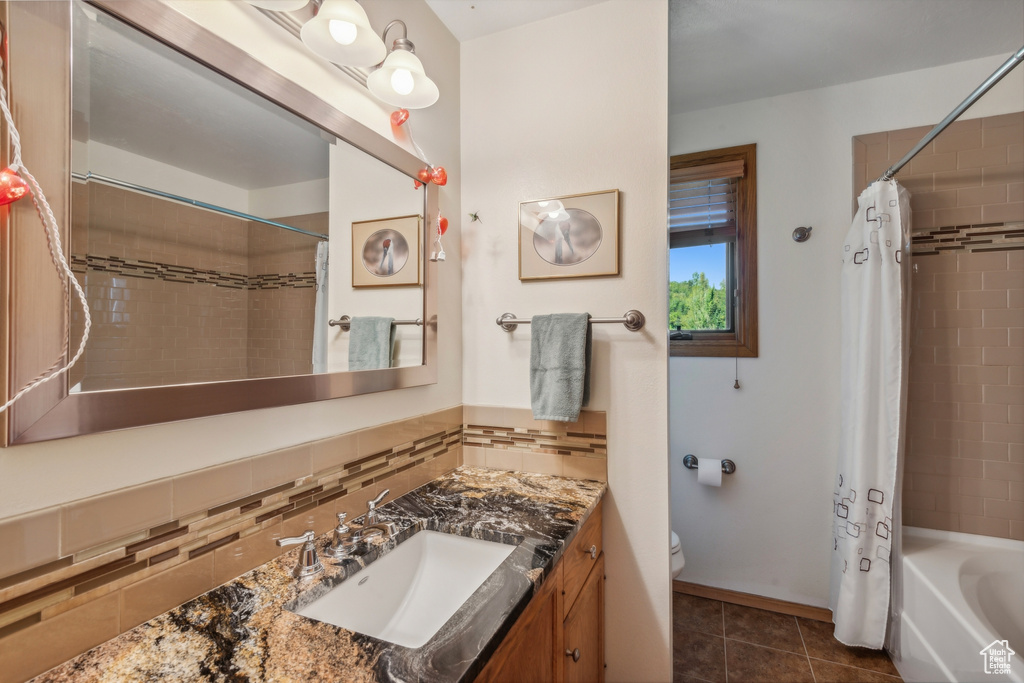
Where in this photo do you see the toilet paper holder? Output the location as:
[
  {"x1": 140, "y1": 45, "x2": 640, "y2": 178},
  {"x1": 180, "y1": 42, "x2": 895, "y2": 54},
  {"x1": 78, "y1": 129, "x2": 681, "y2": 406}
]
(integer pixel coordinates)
[{"x1": 682, "y1": 454, "x2": 736, "y2": 475}]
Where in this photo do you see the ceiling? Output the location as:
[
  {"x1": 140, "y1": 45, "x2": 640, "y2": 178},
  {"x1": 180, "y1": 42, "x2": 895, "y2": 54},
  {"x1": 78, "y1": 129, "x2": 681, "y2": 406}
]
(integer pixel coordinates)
[{"x1": 424, "y1": 0, "x2": 1024, "y2": 115}]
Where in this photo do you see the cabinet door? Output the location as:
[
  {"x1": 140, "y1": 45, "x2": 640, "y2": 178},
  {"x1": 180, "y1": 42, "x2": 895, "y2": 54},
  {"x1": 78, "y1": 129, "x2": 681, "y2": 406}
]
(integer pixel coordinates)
[
  {"x1": 475, "y1": 565, "x2": 562, "y2": 683},
  {"x1": 562, "y1": 553, "x2": 604, "y2": 683}
]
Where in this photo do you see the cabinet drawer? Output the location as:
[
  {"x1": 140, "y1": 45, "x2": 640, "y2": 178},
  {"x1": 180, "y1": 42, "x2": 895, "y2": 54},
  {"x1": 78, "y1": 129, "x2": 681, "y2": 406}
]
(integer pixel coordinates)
[{"x1": 562, "y1": 500, "x2": 602, "y2": 617}]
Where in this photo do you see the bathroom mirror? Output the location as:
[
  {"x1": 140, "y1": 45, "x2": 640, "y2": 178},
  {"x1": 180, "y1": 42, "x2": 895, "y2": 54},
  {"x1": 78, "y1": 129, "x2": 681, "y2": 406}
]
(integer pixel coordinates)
[{"x1": 1, "y1": 1, "x2": 437, "y2": 443}]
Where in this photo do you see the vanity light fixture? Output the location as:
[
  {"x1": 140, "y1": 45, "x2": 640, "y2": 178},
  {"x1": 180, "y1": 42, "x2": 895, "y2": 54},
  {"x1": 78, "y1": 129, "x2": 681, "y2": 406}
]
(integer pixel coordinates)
[
  {"x1": 366, "y1": 20, "x2": 439, "y2": 109},
  {"x1": 299, "y1": 0, "x2": 386, "y2": 68}
]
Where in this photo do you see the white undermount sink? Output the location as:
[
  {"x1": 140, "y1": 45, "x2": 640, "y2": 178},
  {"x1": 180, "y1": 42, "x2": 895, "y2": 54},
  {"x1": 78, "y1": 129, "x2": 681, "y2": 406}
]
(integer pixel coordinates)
[{"x1": 294, "y1": 530, "x2": 515, "y2": 648}]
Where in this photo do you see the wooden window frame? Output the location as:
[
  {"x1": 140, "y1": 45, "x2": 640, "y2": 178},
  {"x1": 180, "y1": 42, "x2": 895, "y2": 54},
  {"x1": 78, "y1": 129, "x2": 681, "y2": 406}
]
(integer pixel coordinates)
[{"x1": 669, "y1": 144, "x2": 758, "y2": 358}]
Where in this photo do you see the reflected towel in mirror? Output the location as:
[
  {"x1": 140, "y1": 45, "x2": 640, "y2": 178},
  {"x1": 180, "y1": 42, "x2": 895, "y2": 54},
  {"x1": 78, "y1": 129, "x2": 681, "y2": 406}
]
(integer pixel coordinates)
[{"x1": 349, "y1": 317, "x2": 395, "y2": 370}]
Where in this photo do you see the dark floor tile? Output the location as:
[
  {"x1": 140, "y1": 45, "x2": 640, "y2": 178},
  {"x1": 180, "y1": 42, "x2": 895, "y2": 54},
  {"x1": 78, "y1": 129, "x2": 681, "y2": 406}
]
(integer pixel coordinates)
[
  {"x1": 674, "y1": 628, "x2": 727, "y2": 683},
  {"x1": 723, "y1": 602, "x2": 805, "y2": 654},
  {"x1": 673, "y1": 674, "x2": 715, "y2": 683},
  {"x1": 673, "y1": 592, "x2": 724, "y2": 636},
  {"x1": 797, "y1": 618, "x2": 900, "y2": 676},
  {"x1": 810, "y1": 658, "x2": 903, "y2": 682},
  {"x1": 725, "y1": 639, "x2": 815, "y2": 683}
]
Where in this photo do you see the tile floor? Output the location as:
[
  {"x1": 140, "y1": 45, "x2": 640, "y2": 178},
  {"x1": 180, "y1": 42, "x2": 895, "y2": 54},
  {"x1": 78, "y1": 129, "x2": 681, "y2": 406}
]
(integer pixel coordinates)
[{"x1": 673, "y1": 592, "x2": 903, "y2": 683}]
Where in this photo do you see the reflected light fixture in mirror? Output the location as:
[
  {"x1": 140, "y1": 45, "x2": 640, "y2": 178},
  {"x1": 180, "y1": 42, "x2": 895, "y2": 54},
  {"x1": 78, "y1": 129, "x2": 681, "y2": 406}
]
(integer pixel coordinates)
[
  {"x1": 247, "y1": 0, "x2": 311, "y2": 10},
  {"x1": 366, "y1": 20, "x2": 439, "y2": 109},
  {"x1": 299, "y1": 0, "x2": 386, "y2": 67}
]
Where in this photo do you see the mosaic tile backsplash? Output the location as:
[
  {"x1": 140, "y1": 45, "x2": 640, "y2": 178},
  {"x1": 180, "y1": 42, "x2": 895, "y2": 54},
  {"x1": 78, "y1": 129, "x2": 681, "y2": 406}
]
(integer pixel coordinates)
[{"x1": 0, "y1": 406, "x2": 607, "y2": 681}]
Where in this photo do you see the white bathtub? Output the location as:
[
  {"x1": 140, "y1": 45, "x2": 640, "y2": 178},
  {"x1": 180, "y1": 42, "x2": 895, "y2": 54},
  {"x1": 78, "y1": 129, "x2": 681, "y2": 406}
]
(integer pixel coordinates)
[{"x1": 896, "y1": 527, "x2": 1024, "y2": 683}]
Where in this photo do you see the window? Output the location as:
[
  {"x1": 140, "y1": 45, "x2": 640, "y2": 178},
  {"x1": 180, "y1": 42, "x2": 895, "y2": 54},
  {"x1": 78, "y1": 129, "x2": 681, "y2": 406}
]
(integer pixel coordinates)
[{"x1": 668, "y1": 144, "x2": 757, "y2": 357}]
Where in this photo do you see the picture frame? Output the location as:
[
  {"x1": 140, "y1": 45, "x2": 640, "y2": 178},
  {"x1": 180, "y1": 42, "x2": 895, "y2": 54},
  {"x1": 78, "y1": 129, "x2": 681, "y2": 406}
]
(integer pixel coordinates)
[
  {"x1": 351, "y1": 214, "x2": 421, "y2": 287},
  {"x1": 519, "y1": 189, "x2": 619, "y2": 281}
]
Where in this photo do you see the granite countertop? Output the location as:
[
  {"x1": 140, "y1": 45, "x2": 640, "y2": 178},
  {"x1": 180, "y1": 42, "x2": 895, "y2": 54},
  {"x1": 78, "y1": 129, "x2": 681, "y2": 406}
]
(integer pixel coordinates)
[{"x1": 32, "y1": 466, "x2": 606, "y2": 683}]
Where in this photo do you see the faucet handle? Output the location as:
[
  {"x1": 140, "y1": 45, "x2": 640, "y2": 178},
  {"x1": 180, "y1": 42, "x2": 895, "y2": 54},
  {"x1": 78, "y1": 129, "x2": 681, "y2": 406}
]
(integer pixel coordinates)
[
  {"x1": 366, "y1": 489, "x2": 390, "y2": 523},
  {"x1": 276, "y1": 530, "x2": 323, "y2": 578},
  {"x1": 277, "y1": 530, "x2": 316, "y2": 547},
  {"x1": 368, "y1": 489, "x2": 389, "y2": 511}
]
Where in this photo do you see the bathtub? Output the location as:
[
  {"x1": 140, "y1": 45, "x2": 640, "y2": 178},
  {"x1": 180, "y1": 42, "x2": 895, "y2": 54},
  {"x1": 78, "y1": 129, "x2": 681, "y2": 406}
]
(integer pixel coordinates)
[{"x1": 896, "y1": 527, "x2": 1024, "y2": 683}]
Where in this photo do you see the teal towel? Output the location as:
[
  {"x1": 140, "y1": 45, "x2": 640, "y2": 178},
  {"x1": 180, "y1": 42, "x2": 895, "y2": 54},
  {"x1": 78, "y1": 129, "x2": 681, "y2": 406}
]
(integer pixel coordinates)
[
  {"x1": 348, "y1": 317, "x2": 395, "y2": 371},
  {"x1": 530, "y1": 313, "x2": 591, "y2": 422}
]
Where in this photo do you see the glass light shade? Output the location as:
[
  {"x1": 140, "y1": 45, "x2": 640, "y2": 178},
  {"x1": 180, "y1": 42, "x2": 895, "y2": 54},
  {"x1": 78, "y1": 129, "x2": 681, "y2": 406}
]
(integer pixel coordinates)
[
  {"x1": 300, "y1": 0, "x2": 385, "y2": 67},
  {"x1": 366, "y1": 49, "x2": 439, "y2": 109},
  {"x1": 247, "y1": 0, "x2": 310, "y2": 10}
]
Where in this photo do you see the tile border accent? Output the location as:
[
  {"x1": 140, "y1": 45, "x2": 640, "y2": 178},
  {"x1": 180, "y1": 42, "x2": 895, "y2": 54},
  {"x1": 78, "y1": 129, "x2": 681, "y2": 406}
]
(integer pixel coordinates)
[
  {"x1": 912, "y1": 222, "x2": 1023, "y2": 255},
  {"x1": 71, "y1": 254, "x2": 317, "y2": 290}
]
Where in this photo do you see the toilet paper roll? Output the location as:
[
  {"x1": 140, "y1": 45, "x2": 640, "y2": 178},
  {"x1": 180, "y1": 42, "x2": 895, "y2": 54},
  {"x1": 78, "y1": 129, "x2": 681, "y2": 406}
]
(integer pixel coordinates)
[{"x1": 697, "y1": 458, "x2": 722, "y2": 487}]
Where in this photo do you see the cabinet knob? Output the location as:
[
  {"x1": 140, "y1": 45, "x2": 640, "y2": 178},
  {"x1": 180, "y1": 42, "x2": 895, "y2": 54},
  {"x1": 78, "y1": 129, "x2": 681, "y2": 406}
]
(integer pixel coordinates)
[
  {"x1": 565, "y1": 648, "x2": 581, "y2": 663},
  {"x1": 583, "y1": 544, "x2": 596, "y2": 560}
]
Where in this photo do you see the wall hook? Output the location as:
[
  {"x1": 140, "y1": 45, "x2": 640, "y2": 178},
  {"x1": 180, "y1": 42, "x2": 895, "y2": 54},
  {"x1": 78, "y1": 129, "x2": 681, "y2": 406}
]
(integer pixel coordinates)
[{"x1": 792, "y1": 226, "x2": 812, "y2": 243}]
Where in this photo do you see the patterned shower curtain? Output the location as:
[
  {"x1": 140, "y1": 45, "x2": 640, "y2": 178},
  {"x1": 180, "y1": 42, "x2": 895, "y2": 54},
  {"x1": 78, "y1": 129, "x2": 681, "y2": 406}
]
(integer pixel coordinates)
[
  {"x1": 830, "y1": 179, "x2": 911, "y2": 649},
  {"x1": 312, "y1": 240, "x2": 329, "y2": 374}
]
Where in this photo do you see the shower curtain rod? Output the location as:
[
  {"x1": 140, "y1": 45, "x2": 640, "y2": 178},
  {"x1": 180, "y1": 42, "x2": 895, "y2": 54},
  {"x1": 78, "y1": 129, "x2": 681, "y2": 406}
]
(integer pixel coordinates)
[
  {"x1": 71, "y1": 171, "x2": 330, "y2": 241},
  {"x1": 878, "y1": 45, "x2": 1024, "y2": 183}
]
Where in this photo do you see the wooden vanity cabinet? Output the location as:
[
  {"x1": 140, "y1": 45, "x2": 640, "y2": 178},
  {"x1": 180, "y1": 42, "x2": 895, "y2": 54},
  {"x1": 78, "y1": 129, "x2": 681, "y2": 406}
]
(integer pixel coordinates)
[
  {"x1": 476, "y1": 502, "x2": 604, "y2": 683},
  {"x1": 563, "y1": 553, "x2": 604, "y2": 683}
]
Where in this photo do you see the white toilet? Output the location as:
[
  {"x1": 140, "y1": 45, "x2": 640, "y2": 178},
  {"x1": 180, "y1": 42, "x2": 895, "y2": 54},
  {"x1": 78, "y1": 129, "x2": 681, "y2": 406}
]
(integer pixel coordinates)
[{"x1": 671, "y1": 530, "x2": 685, "y2": 579}]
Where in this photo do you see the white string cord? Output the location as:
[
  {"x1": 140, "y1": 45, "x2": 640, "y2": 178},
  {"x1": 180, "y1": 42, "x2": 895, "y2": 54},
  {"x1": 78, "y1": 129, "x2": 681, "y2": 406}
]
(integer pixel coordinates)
[{"x1": 0, "y1": 69, "x2": 91, "y2": 414}]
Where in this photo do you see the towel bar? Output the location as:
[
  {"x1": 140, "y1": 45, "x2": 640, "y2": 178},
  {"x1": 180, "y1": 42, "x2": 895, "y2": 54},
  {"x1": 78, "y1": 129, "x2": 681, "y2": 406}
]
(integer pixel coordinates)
[
  {"x1": 496, "y1": 310, "x2": 646, "y2": 333},
  {"x1": 328, "y1": 315, "x2": 424, "y2": 331},
  {"x1": 682, "y1": 454, "x2": 736, "y2": 475}
]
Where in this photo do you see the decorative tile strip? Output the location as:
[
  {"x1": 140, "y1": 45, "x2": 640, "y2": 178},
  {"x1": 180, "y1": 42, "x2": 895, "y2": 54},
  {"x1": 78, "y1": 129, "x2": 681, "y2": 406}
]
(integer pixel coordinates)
[
  {"x1": 0, "y1": 424, "x2": 462, "y2": 640},
  {"x1": 911, "y1": 222, "x2": 1023, "y2": 255},
  {"x1": 70, "y1": 254, "x2": 317, "y2": 291},
  {"x1": 462, "y1": 423, "x2": 607, "y2": 459}
]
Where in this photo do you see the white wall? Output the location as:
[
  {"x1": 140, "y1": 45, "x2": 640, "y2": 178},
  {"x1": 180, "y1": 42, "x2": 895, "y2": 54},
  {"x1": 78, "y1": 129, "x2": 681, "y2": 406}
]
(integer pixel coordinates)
[
  {"x1": 327, "y1": 141, "x2": 426, "y2": 371},
  {"x1": 669, "y1": 53, "x2": 1024, "y2": 606},
  {"x1": 249, "y1": 178, "x2": 330, "y2": 218},
  {"x1": 0, "y1": 0, "x2": 461, "y2": 519},
  {"x1": 76, "y1": 139, "x2": 251, "y2": 212},
  {"x1": 460, "y1": 2, "x2": 671, "y2": 680}
]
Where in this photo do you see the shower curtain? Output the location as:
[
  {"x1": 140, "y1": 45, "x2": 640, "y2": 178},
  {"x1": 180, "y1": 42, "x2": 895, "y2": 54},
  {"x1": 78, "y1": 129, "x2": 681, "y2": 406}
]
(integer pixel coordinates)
[
  {"x1": 312, "y1": 240, "x2": 329, "y2": 374},
  {"x1": 830, "y1": 178, "x2": 911, "y2": 649}
]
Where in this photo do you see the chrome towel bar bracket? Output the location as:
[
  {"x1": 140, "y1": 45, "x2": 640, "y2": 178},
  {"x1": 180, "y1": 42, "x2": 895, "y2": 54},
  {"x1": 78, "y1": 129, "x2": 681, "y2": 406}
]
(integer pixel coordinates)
[
  {"x1": 682, "y1": 454, "x2": 736, "y2": 475},
  {"x1": 496, "y1": 310, "x2": 646, "y2": 333},
  {"x1": 329, "y1": 315, "x2": 424, "y2": 331}
]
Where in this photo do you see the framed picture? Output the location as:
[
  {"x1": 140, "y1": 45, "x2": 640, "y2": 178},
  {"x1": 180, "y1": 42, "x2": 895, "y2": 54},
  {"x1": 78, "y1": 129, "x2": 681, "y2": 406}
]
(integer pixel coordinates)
[
  {"x1": 352, "y1": 214, "x2": 421, "y2": 287},
  {"x1": 519, "y1": 189, "x2": 619, "y2": 281}
]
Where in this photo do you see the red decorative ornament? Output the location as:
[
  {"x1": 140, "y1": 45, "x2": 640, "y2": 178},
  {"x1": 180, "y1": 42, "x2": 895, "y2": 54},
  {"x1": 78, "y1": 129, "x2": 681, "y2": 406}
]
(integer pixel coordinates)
[
  {"x1": 390, "y1": 109, "x2": 410, "y2": 127},
  {"x1": 438, "y1": 216, "x2": 448, "y2": 235},
  {"x1": 417, "y1": 168, "x2": 432, "y2": 184},
  {"x1": 430, "y1": 166, "x2": 448, "y2": 186},
  {"x1": 0, "y1": 167, "x2": 29, "y2": 206},
  {"x1": 414, "y1": 180, "x2": 423, "y2": 189}
]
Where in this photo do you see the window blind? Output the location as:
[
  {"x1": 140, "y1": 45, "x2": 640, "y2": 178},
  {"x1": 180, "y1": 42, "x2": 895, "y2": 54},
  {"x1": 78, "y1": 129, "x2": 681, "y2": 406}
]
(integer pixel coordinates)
[{"x1": 669, "y1": 158, "x2": 745, "y2": 247}]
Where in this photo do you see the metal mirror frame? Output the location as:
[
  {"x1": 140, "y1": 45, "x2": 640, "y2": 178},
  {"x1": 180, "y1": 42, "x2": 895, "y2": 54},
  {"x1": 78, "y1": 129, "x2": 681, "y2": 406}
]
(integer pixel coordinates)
[{"x1": 0, "y1": 0, "x2": 437, "y2": 444}]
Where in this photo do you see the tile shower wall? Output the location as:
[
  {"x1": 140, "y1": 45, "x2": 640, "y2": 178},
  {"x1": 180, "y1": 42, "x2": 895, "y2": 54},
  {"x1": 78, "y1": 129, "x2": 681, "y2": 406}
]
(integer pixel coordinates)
[
  {"x1": 247, "y1": 213, "x2": 325, "y2": 379},
  {"x1": 0, "y1": 406, "x2": 463, "y2": 683},
  {"x1": 69, "y1": 183, "x2": 321, "y2": 390},
  {"x1": 854, "y1": 112, "x2": 1024, "y2": 540}
]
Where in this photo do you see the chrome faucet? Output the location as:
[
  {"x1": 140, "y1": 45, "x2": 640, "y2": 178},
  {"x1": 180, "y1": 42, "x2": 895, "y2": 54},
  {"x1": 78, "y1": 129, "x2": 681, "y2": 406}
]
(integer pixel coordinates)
[
  {"x1": 276, "y1": 530, "x2": 323, "y2": 578},
  {"x1": 324, "y1": 512, "x2": 359, "y2": 560}
]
